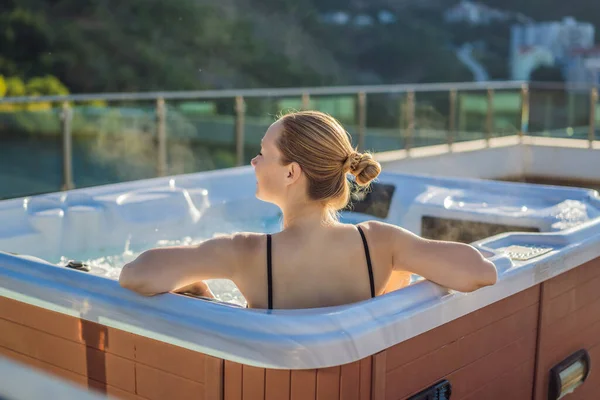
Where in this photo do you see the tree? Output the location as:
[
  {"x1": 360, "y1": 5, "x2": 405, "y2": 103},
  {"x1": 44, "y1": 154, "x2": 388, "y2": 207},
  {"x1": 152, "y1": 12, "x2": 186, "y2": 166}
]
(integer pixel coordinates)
[
  {"x1": 3, "y1": 0, "x2": 593, "y2": 94},
  {"x1": 4, "y1": 76, "x2": 26, "y2": 97},
  {"x1": 25, "y1": 75, "x2": 69, "y2": 96},
  {"x1": 530, "y1": 66, "x2": 565, "y2": 82},
  {"x1": 0, "y1": 76, "x2": 6, "y2": 97}
]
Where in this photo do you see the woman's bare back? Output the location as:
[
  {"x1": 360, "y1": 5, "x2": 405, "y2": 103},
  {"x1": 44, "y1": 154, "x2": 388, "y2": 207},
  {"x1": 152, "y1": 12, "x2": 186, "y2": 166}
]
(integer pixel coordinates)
[{"x1": 235, "y1": 223, "x2": 394, "y2": 309}]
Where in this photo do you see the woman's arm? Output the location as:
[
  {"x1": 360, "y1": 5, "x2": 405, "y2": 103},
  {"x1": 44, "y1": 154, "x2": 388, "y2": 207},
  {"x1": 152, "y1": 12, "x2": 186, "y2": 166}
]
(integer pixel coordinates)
[
  {"x1": 119, "y1": 233, "x2": 256, "y2": 296},
  {"x1": 370, "y1": 222, "x2": 497, "y2": 292}
]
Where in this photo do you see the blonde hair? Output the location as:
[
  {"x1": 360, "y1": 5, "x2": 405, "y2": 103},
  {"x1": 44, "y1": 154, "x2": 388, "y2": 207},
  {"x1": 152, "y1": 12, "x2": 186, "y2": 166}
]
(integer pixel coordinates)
[{"x1": 277, "y1": 110, "x2": 381, "y2": 212}]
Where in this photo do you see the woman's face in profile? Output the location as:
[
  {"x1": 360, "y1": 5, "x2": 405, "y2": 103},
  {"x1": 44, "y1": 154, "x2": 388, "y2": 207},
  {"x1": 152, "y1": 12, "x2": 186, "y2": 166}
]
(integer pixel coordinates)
[{"x1": 251, "y1": 121, "x2": 288, "y2": 203}]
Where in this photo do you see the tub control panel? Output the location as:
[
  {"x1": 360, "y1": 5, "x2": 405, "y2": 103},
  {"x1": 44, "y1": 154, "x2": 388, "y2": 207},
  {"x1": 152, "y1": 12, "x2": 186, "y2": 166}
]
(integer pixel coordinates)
[{"x1": 502, "y1": 245, "x2": 553, "y2": 261}]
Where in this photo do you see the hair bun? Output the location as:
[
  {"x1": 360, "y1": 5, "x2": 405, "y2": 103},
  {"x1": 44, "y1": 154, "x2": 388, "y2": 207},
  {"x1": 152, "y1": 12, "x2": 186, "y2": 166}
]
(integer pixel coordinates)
[
  {"x1": 343, "y1": 152, "x2": 361, "y2": 173},
  {"x1": 343, "y1": 151, "x2": 381, "y2": 186}
]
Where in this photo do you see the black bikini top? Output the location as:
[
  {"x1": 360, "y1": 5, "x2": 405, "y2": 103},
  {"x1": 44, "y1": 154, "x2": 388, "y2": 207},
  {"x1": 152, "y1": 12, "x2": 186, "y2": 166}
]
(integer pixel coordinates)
[{"x1": 264, "y1": 226, "x2": 375, "y2": 310}]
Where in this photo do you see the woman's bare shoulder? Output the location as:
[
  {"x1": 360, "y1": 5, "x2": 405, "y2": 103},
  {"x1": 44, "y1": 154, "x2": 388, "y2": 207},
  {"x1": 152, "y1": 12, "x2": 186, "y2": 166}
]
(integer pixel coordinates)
[
  {"x1": 355, "y1": 220, "x2": 399, "y2": 242},
  {"x1": 216, "y1": 232, "x2": 266, "y2": 257}
]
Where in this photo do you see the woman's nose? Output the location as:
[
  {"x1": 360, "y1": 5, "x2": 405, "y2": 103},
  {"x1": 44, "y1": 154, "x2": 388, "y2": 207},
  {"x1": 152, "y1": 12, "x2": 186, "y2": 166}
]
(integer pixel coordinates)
[{"x1": 251, "y1": 157, "x2": 257, "y2": 167}]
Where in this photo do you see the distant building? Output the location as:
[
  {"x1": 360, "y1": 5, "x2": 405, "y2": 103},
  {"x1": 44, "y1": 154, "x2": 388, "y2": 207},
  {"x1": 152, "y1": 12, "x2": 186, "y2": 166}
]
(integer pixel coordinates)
[
  {"x1": 319, "y1": 10, "x2": 396, "y2": 26},
  {"x1": 320, "y1": 11, "x2": 350, "y2": 25},
  {"x1": 510, "y1": 17, "x2": 596, "y2": 83},
  {"x1": 584, "y1": 56, "x2": 600, "y2": 85},
  {"x1": 511, "y1": 46, "x2": 555, "y2": 81},
  {"x1": 378, "y1": 11, "x2": 396, "y2": 25},
  {"x1": 510, "y1": 17, "x2": 595, "y2": 61},
  {"x1": 354, "y1": 14, "x2": 374, "y2": 27},
  {"x1": 566, "y1": 47, "x2": 600, "y2": 85},
  {"x1": 445, "y1": 1, "x2": 510, "y2": 25}
]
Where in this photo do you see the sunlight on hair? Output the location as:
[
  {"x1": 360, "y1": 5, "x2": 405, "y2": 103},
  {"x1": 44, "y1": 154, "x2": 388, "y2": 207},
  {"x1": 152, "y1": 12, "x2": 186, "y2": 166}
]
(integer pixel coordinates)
[{"x1": 276, "y1": 110, "x2": 381, "y2": 218}]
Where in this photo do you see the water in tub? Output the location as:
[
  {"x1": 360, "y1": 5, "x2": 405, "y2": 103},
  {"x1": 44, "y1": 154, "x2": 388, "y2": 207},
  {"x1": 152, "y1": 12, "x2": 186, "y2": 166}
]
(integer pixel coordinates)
[{"x1": 55, "y1": 215, "x2": 284, "y2": 308}]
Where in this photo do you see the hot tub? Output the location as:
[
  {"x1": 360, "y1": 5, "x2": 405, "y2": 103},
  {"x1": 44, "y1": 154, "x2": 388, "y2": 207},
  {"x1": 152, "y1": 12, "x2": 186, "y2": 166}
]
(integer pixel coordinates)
[{"x1": 1, "y1": 168, "x2": 600, "y2": 400}]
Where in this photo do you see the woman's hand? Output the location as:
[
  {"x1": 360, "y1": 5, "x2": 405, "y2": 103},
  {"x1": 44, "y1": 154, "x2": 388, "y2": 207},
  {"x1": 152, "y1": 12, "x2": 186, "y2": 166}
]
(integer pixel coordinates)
[{"x1": 174, "y1": 281, "x2": 215, "y2": 298}]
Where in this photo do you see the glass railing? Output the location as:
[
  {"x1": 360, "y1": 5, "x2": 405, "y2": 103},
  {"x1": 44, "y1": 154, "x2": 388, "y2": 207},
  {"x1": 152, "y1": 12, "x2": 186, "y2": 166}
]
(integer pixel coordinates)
[{"x1": 0, "y1": 81, "x2": 597, "y2": 199}]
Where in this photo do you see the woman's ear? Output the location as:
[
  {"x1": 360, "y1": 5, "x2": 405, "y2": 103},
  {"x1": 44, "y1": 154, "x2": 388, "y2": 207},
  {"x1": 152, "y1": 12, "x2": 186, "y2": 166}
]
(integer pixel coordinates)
[{"x1": 285, "y1": 162, "x2": 302, "y2": 185}]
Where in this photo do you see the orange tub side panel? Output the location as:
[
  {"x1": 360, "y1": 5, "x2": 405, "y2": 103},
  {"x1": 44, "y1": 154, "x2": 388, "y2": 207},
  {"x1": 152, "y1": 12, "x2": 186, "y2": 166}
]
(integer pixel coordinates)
[
  {"x1": 386, "y1": 304, "x2": 537, "y2": 399},
  {"x1": 372, "y1": 352, "x2": 387, "y2": 400},
  {"x1": 339, "y1": 361, "x2": 360, "y2": 400},
  {"x1": 87, "y1": 380, "x2": 148, "y2": 400},
  {"x1": 374, "y1": 284, "x2": 540, "y2": 400},
  {"x1": 290, "y1": 369, "x2": 317, "y2": 400},
  {"x1": 0, "y1": 345, "x2": 144, "y2": 400},
  {"x1": 359, "y1": 356, "x2": 372, "y2": 400},
  {"x1": 224, "y1": 360, "x2": 242, "y2": 400},
  {"x1": 242, "y1": 365, "x2": 266, "y2": 400},
  {"x1": 534, "y1": 256, "x2": 600, "y2": 400},
  {"x1": 134, "y1": 334, "x2": 207, "y2": 383},
  {"x1": 135, "y1": 363, "x2": 205, "y2": 400},
  {"x1": 265, "y1": 369, "x2": 291, "y2": 400},
  {"x1": 444, "y1": 332, "x2": 536, "y2": 399},
  {"x1": 204, "y1": 356, "x2": 224, "y2": 400},
  {"x1": 0, "y1": 317, "x2": 136, "y2": 392},
  {"x1": 542, "y1": 274, "x2": 600, "y2": 329},
  {"x1": 316, "y1": 366, "x2": 341, "y2": 400},
  {"x1": 461, "y1": 357, "x2": 535, "y2": 400},
  {"x1": 223, "y1": 359, "x2": 369, "y2": 400},
  {"x1": 0, "y1": 297, "x2": 223, "y2": 399},
  {"x1": 542, "y1": 256, "x2": 600, "y2": 300},
  {"x1": 0, "y1": 296, "x2": 136, "y2": 358},
  {"x1": 0, "y1": 296, "x2": 212, "y2": 384},
  {"x1": 385, "y1": 285, "x2": 540, "y2": 372}
]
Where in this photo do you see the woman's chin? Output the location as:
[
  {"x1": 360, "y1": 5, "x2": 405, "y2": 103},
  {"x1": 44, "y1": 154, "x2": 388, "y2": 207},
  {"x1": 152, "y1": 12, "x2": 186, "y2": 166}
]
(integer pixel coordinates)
[{"x1": 255, "y1": 191, "x2": 270, "y2": 203}]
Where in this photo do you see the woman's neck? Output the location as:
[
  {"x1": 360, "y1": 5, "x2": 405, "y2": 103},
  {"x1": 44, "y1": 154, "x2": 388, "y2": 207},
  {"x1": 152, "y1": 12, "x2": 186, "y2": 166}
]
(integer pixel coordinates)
[{"x1": 280, "y1": 202, "x2": 335, "y2": 231}]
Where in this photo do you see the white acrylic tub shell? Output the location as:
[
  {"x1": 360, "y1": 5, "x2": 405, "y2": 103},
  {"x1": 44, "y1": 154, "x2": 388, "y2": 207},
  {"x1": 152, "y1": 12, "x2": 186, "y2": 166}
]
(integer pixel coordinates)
[{"x1": 1, "y1": 167, "x2": 600, "y2": 369}]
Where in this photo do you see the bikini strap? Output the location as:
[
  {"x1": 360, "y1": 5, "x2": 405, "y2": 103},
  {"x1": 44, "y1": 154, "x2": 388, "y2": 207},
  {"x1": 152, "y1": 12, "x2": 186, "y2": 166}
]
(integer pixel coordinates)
[
  {"x1": 357, "y1": 226, "x2": 376, "y2": 298},
  {"x1": 266, "y1": 234, "x2": 273, "y2": 310}
]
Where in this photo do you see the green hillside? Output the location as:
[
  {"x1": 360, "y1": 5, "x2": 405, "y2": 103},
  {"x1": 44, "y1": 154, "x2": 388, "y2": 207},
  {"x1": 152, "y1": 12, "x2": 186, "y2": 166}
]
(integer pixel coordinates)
[{"x1": 1, "y1": 0, "x2": 598, "y2": 94}]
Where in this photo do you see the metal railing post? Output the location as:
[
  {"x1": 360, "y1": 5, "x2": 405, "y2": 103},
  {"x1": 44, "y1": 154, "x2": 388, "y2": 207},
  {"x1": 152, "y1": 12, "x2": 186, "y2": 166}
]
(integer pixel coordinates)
[
  {"x1": 235, "y1": 96, "x2": 246, "y2": 166},
  {"x1": 61, "y1": 101, "x2": 74, "y2": 191},
  {"x1": 405, "y1": 91, "x2": 415, "y2": 153},
  {"x1": 589, "y1": 87, "x2": 597, "y2": 148},
  {"x1": 156, "y1": 97, "x2": 167, "y2": 177},
  {"x1": 301, "y1": 93, "x2": 310, "y2": 110},
  {"x1": 357, "y1": 92, "x2": 367, "y2": 151},
  {"x1": 486, "y1": 88, "x2": 494, "y2": 146},
  {"x1": 448, "y1": 89, "x2": 457, "y2": 151},
  {"x1": 519, "y1": 84, "x2": 529, "y2": 143},
  {"x1": 567, "y1": 90, "x2": 575, "y2": 128},
  {"x1": 543, "y1": 93, "x2": 552, "y2": 132}
]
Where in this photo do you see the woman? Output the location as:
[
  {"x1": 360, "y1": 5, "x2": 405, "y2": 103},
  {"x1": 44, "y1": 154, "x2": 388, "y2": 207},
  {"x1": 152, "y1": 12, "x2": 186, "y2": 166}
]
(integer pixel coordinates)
[{"x1": 119, "y1": 111, "x2": 497, "y2": 309}]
